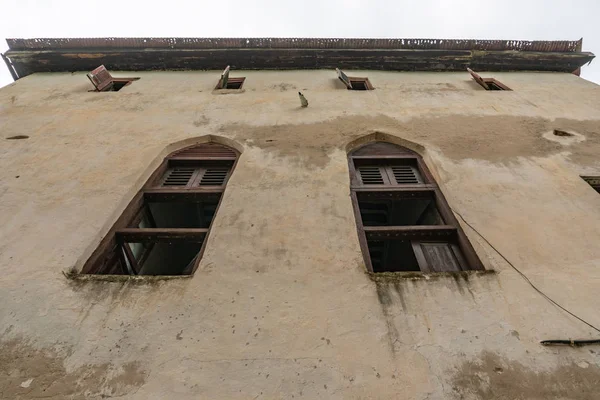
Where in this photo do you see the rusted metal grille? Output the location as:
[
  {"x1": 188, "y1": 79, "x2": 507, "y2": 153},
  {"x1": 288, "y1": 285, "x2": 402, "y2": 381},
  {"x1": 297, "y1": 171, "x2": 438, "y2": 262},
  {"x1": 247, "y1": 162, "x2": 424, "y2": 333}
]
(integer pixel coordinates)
[
  {"x1": 6, "y1": 37, "x2": 583, "y2": 52},
  {"x1": 172, "y1": 143, "x2": 237, "y2": 158}
]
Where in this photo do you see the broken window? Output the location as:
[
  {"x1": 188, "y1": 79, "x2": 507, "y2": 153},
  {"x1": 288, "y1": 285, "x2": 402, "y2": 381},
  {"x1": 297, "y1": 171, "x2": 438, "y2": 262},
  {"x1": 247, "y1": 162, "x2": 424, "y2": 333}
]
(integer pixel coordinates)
[
  {"x1": 349, "y1": 142, "x2": 483, "y2": 273},
  {"x1": 467, "y1": 68, "x2": 511, "y2": 91},
  {"x1": 87, "y1": 65, "x2": 140, "y2": 92},
  {"x1": 81, "y1": 142, "x2": 238, "y2": 276},
  {"x1": 215, "y1": 65, "x2": 246, "y2": 90},
  {"x1": 336, "y1": 68, "x2": 374, "y2": 90},
  {"x1": 581, "y1": 176, "x2": 600, "y2": 194}
]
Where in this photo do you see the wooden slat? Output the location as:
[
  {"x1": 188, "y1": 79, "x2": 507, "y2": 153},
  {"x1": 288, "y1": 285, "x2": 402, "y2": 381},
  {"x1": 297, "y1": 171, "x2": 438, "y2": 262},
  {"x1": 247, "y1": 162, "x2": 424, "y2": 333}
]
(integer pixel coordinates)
[
  {"x1": 168, "y1": 156, "x2": 237, "y2": 162},
  {"x1": 412, "y1": 242, "x2": 465, "y2": 272},
  {"x1": 219, "y1": 65, "x2": 230, "y2": 89},
  {"x1": 355, "y1": 188, "x2": 436, "y2": 200},
  {"x1": 336, "y1": 68, "x2": 352, "y2": 88},
  {"x1": 352, "y1": 185, "x2": 437, "y2": 192},
  {"x1": 351, "y1": 155, "x2": 419, "y2": 160},
  {"x1": 364, "y1": 225, "x2": 456, "y2": 239},
  {"x1": 144, "y1": 188, "x2": 222, "y2": 202},
  {"x1": 467, "y1": 67, "x2": 490, "y2": 90},
  {"x1": 116, "y1": 228, "x2": 208, "y2": 242}
]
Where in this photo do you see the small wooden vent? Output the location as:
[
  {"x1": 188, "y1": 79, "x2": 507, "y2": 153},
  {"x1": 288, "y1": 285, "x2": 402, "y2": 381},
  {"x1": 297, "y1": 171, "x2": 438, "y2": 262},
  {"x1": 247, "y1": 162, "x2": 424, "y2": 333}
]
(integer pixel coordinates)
[
  {"x1": 391, "y1": 166, "x2": 421, "y2": 184},
  {"x1": 161, "y1": 166, "x2": 231, "y2": 188},
  {"x1": 358, "y1": 166, "x2": 385, "y2": 185},
  {"x1": 172, "y1": 143, "x2": 237, "y2": 159},
  {"x1": 163, "y1": 167, "x2": 197, "y2": 187},
  {"x1": 358, "y1": 165, "x2": 422, "y2": 185},
  {"x1": 199, "y1": 167, "x2": 229, "y2": 186}
]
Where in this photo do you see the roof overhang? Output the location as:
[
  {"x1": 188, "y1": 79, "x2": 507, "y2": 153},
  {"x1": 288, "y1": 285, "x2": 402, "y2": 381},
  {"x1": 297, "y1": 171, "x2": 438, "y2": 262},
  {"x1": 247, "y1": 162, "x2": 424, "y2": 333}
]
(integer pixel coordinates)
[{"x1": 2, "y1": 38, "x2": 595, "y2": 80}]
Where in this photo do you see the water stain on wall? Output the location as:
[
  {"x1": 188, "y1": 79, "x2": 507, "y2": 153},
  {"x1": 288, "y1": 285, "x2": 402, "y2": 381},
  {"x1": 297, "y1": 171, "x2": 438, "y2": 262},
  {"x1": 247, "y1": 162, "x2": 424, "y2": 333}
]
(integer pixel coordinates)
[
  {"x1": 451, "y1": 351, "x2": 600, "y2": 400},
  {"x1": 224, "y1": 115, "x2": 600, "y2": 168},
  {"x1": 0, "y1": 336, "x2": 147, "y2": 399}
]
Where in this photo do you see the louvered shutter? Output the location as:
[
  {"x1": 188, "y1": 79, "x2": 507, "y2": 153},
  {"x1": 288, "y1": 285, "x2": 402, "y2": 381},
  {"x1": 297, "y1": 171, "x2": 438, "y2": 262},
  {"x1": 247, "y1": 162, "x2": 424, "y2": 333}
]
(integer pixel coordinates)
[
  {"x1": 198, "y1": 167, "x2": 230, "y2": 186},
  {"x1": 358, "y1": 166, "x2": 386, "y2": 185},
  {"x1": 162, "y1": 167, "x2": 200, "y2": 187},
  {"x1": 336, "y1": 68, "x2": 352, "y2": 89},
  {"x1": 358, "y1": 165, "x2": 422, "y2": 185},
  {"x1": 87, "y1": 65, "x2": 114, "y2": 91},
  {"x1": 161, "y1": 166, "x2": 231, "y2": 188},
  {"x1": 389, "y1": 165, "x2": 422, "y2": 184},
  {"x1": 412, "y1": 242, "x2": 465, "y2": 272},
  {"x1": 467, "y1": 68, "x2": 490, "y2": 90}
]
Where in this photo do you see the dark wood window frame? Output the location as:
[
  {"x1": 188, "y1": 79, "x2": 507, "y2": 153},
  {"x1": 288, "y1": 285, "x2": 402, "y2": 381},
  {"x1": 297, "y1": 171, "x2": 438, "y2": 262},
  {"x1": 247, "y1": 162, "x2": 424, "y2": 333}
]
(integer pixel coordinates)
[
  {"x1": 81, "y1": 142, "x2": 239, "y2": 276},
  {"x1": 215, "y1": 65, "x2": 246, "y2": 90},
  {"x1": 467, "y1": 68, "x2": 511, "y2": 91},
  {"x1": 348, "y1": 142, "x2": 484, "y2": 273},
  {"x1": 336, "y1": 68, "x2": 374, "y2": 90}
]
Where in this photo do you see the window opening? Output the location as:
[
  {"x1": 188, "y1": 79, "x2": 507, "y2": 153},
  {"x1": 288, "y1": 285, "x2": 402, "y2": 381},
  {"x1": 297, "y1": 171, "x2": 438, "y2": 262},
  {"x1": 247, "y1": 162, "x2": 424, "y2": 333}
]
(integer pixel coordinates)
[
  {"x1": 554, "y1": 129, "x2": 573, "y2": 137},
  {"x1": 581, "y1": 176, "x2": 600, "y2": 194},
  {"x1": 216, "y1": 65, "x2": 246, "y2": 90},
  {"x1": 87, "y1": 65, "x2": 139, "y2": 92},
  {"x1": 349, "y1": 141, "x2": 483, "y2": 273},
  {"x1": 81, "y1": 142, "x2": 238, "y2": 276},
  {"x1": 467, "y1": 68, "x2": 511, "y2": 91},
  {"x1": 336, "y1": 68, "x2": 374, "y2": 90}
]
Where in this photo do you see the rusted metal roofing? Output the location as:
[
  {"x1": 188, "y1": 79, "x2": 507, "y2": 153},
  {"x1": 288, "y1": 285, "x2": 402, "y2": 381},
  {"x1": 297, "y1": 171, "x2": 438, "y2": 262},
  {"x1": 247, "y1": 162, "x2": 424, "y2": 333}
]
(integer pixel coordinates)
[{"x1": 6, "y1": 37, "x2": 584, "y2": 52}]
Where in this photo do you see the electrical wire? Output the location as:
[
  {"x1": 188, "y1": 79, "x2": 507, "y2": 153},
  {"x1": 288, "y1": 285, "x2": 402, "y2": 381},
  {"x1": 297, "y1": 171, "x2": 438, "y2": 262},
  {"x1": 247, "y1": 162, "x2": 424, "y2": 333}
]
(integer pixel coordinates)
[{"x1": 452, "y1": 208, "x2": 600, "y2": 335}]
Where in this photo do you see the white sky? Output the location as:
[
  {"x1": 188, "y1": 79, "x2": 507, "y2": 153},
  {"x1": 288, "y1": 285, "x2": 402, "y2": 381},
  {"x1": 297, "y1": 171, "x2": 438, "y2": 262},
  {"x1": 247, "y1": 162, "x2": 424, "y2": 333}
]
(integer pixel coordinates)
[{"x1": 1, "y1": 0, "x2": 598, "y2": 88}]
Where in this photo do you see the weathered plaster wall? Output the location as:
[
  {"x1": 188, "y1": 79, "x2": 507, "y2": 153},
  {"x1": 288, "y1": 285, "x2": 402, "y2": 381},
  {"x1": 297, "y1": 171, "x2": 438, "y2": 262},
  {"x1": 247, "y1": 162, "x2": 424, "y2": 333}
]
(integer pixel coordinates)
[{"x1": 1, "y1": 70, "x2": 600, "y2": 399}]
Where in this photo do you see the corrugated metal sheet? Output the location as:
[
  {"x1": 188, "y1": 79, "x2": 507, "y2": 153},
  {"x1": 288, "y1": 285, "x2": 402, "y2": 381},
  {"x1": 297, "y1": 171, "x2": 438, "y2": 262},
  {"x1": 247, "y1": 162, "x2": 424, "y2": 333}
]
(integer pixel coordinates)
[{"x1": 5, "y1": 37, "x2": 583, "y2": 52}]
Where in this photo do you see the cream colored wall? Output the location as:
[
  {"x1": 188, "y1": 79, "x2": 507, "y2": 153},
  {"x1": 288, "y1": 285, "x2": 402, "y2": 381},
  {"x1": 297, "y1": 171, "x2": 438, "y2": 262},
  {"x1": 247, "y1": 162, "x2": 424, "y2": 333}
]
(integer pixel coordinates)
[{"x1": 1, "y1": 70, "x2": 600, "y2": 399}]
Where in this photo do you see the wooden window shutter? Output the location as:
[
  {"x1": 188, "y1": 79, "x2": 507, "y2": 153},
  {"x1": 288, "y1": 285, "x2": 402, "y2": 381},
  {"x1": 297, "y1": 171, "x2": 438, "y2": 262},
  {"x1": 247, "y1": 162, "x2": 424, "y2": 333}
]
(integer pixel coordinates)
[
  {"x1": 390, "y1": 165, "x2": 422, "y2": 184},
  {"x1": 218, "y1": 65, "x2": 231, "y2": 89},
  {"x1": 358, "y1": 166, "x2": 388, "y2": 185},
  {"x1": 161, "y1": 166, "x2": 231, "y2": 188},
  {"x1": 198, "y1": 167, "x2": 230, "y2": 186},
  {"x1": 336, "y1": 68, "x2": 352, "y2": 89},
  {"x1": 162, "y1": 167, "x2": 200, "y2": 187},
  {"x1": 467, "y1": 68, "x2": 490, "y2": 90},
  {"x1": 412, "y1": 242, "x2": 466, "y2": 272},
  {"x1": 87, "y1": 65, "x2": 114, "y2": 92},
  {"x1": 357, "y1": 165, "x2": 422, "y2": 185}
]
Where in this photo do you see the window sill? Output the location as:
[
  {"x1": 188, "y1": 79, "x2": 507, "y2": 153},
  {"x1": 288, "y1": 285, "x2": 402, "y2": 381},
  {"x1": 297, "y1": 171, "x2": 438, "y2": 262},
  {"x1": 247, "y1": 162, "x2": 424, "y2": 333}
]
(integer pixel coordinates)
[
  {"x1": 212, "y1": 88, "x2": 245, "y2": 95},
  {"x1": 368, "y1": 269, "x2": 495, "y2": 283},
  {"x1": 65, "y1": 273, "x2": 192, "y2": 283}
]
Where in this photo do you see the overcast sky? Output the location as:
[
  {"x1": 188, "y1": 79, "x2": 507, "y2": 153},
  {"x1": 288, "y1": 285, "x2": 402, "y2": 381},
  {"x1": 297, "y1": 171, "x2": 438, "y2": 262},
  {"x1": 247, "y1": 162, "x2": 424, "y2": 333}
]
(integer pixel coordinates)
[{"x1": 1, "y1": 0, "x2": 598, "y2": 88}]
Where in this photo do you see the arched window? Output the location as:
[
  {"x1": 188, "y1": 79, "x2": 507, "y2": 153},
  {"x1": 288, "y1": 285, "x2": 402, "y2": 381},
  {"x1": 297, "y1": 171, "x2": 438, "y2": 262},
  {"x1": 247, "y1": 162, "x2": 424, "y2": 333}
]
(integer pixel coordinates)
[
  {"x1": 348, "y1": 142, "x2": 483, "y2": 273},
  {"x1": 81, "y1": 142, "x2": 239, "y2": 276}
]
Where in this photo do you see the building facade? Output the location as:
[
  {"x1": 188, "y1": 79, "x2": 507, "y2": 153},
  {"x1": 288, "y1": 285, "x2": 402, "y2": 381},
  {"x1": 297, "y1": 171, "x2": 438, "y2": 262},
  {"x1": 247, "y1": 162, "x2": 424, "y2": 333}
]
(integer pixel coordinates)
[{"x1": 1, "y1": 38, "x2": 600, "y2": 399}]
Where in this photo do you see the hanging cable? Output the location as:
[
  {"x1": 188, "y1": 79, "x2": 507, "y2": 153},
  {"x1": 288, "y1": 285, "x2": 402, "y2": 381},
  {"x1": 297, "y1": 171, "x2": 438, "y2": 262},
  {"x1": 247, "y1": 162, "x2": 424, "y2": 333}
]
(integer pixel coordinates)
[{"x1": 452, "y1": 208, "x2": 600, "y2": 335}]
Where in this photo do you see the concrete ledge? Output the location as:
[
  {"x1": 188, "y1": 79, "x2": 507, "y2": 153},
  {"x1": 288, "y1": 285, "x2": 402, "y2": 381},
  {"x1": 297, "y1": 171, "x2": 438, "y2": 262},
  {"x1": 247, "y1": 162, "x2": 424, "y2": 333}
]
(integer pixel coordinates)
[
  {"x1": 368, "y1": 269, "x2": 496, "y2": 283},
  {"x1": 65, "y1": 272, "x2": 192, "y2": 283}
]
